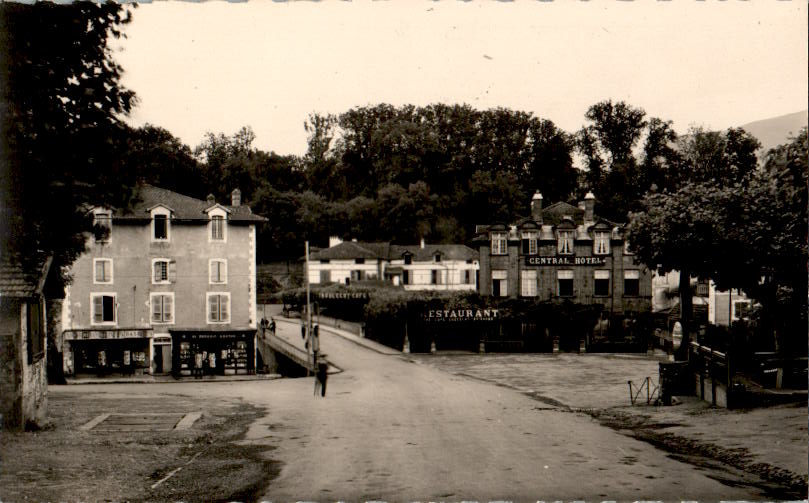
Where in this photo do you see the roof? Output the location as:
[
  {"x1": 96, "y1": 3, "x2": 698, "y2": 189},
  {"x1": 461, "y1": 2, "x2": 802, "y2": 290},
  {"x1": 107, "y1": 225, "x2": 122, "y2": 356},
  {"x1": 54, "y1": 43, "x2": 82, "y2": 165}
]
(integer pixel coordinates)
[
  {"x1": 392, "y1": 244, "x2": 478, "y2": 262},
  {"x1": 0, "y1": 257, "x2": 52, "y2": 298},
  {"x1": 113, "y1": 185, "x2": 266, "y2": 223},
  {"x1": 310, "y1": 241, "x2": 478, "y2": 262},
  {"x1": 473, "y1": 199, "x2": 620, "y2": 243}
]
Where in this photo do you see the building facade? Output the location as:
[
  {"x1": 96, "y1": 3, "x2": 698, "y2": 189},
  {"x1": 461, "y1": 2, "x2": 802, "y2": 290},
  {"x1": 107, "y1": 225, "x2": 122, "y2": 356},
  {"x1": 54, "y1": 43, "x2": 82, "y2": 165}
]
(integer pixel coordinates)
[
  {"x1": 308, "y1": 238, "x2": 478, "y2": 291},
  {"x1": 473, "y1": 192, "x2": 652, "y2": 315},
  {"x1": 60, "y1": 185, "x2": 266, "y2": 378},
  {"x1": 0, "y1": 258, "x2": 53, "y2": 430}
]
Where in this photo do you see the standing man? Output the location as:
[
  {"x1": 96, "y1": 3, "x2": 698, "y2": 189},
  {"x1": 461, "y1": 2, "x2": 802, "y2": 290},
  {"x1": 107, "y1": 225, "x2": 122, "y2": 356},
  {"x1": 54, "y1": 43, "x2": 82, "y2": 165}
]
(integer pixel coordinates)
[{"x1": 315, "y1": 362, "x2": 328, "y2": 397}]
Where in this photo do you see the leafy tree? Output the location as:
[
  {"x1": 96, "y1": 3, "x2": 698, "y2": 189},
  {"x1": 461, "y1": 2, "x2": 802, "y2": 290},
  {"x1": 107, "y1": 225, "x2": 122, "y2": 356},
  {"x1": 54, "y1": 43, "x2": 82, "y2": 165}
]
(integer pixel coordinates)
[
  {"x1": 0, "y1": 1, "x2": 137, "y2": 281},
  {"x1": 628, "y1": 128, "x2": 806, "y2": 357},
  {"x1": 122, "y1": 124, "x2": 204, "y2": 196}
]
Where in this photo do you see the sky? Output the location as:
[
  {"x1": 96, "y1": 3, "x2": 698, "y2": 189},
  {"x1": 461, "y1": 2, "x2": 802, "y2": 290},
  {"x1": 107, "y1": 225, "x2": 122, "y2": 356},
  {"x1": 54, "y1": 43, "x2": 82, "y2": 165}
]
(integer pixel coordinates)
[{"x1": 116, "y1": 1, "x2": 808, "y2": 157}]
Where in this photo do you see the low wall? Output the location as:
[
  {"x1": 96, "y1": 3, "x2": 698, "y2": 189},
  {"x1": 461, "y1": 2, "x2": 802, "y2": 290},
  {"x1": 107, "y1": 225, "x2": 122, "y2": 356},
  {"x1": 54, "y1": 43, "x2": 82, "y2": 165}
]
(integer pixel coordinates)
[{"x1": 694, "y1": 373, "x2": 729, "y2": 408}]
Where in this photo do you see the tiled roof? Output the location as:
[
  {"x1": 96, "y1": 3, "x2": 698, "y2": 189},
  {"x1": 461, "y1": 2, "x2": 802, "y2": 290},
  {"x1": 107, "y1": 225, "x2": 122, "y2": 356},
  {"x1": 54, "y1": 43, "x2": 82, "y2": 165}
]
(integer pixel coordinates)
[
  {"x1": 392, "y1": 244, "x2": 478, "y2": 262},
  {"x1": 113, "y1": 185, "x2": 266, "y2": 223},
  {"x1": 475, "y1": 200, "x2": 619, "y2": 239},
  {"x1": 310, "y1": 242, "x2": 383, "y2": 260},
  {"x1": 310, "y1": 241, "x2": 478, "y2": 262},
  {"x1": 0, "y1": 258, "x2": 51, "y2": 298}
]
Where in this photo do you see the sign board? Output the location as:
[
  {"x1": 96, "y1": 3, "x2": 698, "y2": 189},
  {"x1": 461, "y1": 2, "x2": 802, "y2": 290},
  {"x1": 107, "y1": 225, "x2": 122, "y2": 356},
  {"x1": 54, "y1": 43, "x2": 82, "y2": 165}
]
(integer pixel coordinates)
[
  {"x1": 173, "y1": 332, "x2": 252, "y2": 341},
  {"x1": 425, "y1": 308, "x2": 500, "y2": 322},
  {"x1": 64, "y1": 329, "x2": 150, "y2": 340},
  {"x1": 315, "y1": 292, "x2": 370, "y2": 300},
  {"x1": 525, "y1": 256, "x2": 606, "y2": 266}
]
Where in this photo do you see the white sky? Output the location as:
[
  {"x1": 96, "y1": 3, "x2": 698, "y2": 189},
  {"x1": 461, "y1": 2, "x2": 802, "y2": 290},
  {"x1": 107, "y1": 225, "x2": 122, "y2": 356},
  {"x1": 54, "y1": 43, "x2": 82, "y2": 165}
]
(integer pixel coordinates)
[{"x1": 116, "y1": 1, "x2": 808, "y2": 157}]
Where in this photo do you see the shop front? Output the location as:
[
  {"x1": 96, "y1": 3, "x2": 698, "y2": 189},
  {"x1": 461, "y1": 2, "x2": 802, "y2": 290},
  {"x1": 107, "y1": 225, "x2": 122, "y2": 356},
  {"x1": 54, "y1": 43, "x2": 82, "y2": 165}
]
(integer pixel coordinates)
[
  {"x1": 62, "y1": 328, "x2": 153, "y2": 377},
  {"x1": 170, "y1": 329, "x2": 256, "y2": 377}
]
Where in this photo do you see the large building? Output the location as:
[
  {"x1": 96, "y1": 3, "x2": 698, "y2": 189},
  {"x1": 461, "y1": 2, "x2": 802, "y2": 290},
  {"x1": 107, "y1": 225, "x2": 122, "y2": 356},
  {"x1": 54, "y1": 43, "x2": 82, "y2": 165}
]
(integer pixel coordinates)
[
  {"x1": 473, "y1": 192, "x2": 652, "y2": 316},
  {"x1": 60, "y1": 185, "x2": 266, "y2": 378},
  {"x1": 308, "y1": 238, "x2": 479, "y2": 291}
]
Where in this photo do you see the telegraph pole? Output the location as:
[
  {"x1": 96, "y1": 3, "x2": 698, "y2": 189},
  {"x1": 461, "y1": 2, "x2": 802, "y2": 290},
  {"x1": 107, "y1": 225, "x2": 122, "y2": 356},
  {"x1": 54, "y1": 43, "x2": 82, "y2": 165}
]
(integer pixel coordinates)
[{"x1": 305, "y1": 241, "x2": 313, "y2": 374}]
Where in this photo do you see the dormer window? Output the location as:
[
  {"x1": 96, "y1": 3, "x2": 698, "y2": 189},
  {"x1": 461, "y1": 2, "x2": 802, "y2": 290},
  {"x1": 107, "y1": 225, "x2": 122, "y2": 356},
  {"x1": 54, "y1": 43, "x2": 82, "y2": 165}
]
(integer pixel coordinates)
[
  {"x1": 150, "y1": 206, "x2": 171, "y2": 242},
  {"x1": 593, "y1": 231, "x2": 610, "y2": 255},
  {"x1": 434, "y1": 253, "x2": 441, "y2": 263},
  {"x1": 521, "y1": 231, "x2": 538, "y2": 255},
  {"x1": 404, "y1": 254, "x2": 412, "y2": 265},
  {"x1": 557, "y1": 230, "x2": 574, "y2": 255},
  {"x1": 92, "y1": 209, "x2": 112, "y2": 243},
  {"x1": 206, "y1": 205, "x2": 229, "y2": 243},
  {"x1": 491, "y1": 232, "x2": 508, "y2": 255}
]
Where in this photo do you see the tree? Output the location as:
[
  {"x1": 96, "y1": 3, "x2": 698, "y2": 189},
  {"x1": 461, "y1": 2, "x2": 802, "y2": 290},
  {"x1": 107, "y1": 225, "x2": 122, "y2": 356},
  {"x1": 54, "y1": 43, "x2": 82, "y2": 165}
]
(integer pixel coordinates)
[
  {"x1": 122, "y1": 124, "x2": 204, "y2": 197},
  {"x1": 576, "y1": 100, "x2": 647, "y2": 220},
  {"x1": 628, "y1": 128, "x2": 806, "y2": 358},
  {"x1": 0, "y1": 1, "x2": 137, "y2": 282}
]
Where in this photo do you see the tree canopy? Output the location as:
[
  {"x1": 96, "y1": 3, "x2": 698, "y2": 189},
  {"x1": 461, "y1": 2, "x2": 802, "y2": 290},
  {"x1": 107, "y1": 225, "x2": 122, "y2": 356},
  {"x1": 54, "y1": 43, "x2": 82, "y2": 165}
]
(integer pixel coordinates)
[{"x1": 1, "y1": 1, "x2": 137, "y2": 280}]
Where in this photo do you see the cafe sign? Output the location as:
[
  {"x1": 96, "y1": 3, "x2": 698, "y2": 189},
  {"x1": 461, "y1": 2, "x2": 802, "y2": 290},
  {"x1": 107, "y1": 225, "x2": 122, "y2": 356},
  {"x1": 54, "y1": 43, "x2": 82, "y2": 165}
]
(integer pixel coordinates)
[
  {"x1": 315, "y1": 292, "x2": 370, "y2": 300},
  {"x1": 525, "y1": 256, "x2": 606, "y2": 266},
  {"x1": 425, "y1": 308, "x2": 500, "y2": 321},
  {"x1": 64, "y1": 329, "x2": 150, "y2": 340}
]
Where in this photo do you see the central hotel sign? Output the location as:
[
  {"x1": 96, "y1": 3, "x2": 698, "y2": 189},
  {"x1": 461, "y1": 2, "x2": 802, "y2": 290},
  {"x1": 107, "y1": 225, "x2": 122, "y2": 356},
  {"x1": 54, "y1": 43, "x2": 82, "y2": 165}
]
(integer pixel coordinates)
[{"x1": 525, "y1": 256, "x2": 607, "y2": 266}]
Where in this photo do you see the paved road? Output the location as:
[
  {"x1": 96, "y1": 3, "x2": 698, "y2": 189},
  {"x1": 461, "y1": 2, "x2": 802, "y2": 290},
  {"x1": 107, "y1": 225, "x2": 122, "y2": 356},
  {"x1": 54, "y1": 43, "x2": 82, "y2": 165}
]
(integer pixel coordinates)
[{"x1": 226, "y1": 324, "x2": 767, "y2": 502}]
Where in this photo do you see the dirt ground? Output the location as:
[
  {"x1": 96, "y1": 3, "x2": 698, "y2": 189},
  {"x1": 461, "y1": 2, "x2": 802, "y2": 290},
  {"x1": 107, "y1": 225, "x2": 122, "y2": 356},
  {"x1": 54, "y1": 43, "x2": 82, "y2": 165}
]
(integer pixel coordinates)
[
  {"x1": 0, "y1": 389, "x2": 279, "y2": 503},
  {"x1": 412, "y1": 352, "x2": 808, "y2": 501}
]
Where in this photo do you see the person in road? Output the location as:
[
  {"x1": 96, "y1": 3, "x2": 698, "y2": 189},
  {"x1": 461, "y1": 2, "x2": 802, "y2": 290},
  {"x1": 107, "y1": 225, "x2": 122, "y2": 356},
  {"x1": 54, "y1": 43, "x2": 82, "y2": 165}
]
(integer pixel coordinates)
[
  {"x1": 315, "y1": 362, "x2": 328, "y2": 397},
  {"x1": 268, "y1": 317, "x2": 276, "y2": 335}
]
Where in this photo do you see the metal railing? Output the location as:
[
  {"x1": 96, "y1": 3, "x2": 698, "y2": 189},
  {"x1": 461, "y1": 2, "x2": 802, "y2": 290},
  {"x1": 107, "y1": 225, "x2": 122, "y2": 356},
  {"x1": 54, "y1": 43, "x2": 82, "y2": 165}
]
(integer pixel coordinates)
[{"x1": 628, "y1": 376, "x2": 659, "y2": 405}]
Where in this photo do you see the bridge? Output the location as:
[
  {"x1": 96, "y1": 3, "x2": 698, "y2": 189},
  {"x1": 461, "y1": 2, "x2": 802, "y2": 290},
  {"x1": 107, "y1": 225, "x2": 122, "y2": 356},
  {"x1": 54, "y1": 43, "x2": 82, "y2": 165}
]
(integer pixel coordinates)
[{"x1": 256, "y1": 318, "x2": 329, "y2": 374}]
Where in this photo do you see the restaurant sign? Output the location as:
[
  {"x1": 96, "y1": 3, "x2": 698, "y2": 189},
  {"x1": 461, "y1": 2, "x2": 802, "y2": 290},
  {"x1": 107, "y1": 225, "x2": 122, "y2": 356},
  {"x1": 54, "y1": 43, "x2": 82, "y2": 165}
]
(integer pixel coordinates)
[
  {"x1": 64, "y1": 329, "x2": 150, "y2": 340},
  {"x1": 525, "y1": 256, "x2": 606, "y2": 266},
  {"x1": 425, "y1": 308, "x2": 500, "y2": 322}
]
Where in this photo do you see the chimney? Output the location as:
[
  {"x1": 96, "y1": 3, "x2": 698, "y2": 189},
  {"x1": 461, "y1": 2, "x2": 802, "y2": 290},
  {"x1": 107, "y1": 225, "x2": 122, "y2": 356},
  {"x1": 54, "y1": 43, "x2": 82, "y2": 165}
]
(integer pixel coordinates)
[
  {"x1": 420, "y1": 237, "x2": 425, "y2": 249},
  {"x1": 531, "y1": 192, "x2": 543, "y2": 223},
  {"x1": 206, "y1": 194, "x2": 216, "y2": 205},
  {"x1": 231, "y1": 188, "x2": 241, "y2": 207},
  {"x1": 329, "y1": 236, "x2": 343, "y2": 248},
  {"x1": 584, "y1": 192, "x2": 595, "y2": 224}
]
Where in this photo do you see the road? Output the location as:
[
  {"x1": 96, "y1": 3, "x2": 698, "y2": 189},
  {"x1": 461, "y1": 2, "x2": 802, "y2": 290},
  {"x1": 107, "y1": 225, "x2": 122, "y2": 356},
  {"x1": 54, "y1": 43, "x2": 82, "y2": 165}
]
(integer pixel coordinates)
[{"x1": 229, "y1": 322, "x2": 768, "y2": 502}]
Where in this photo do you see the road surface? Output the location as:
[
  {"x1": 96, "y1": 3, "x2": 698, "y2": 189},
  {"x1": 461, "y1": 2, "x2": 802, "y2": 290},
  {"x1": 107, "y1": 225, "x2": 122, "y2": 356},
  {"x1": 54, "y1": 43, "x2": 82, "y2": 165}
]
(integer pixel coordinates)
[{"x1": 227, "y1": 322, "x2": 768, "y2": 502}]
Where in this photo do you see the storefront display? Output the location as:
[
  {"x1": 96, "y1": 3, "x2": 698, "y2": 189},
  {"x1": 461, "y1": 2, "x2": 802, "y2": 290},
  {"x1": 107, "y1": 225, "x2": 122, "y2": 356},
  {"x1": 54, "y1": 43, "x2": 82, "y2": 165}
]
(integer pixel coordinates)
[
  {"x1": 170, "y1": 330, "x2": 256, "y2": 377},
  {"x1": 62, "y1": 329, "x2": 153, "y2": 376}
]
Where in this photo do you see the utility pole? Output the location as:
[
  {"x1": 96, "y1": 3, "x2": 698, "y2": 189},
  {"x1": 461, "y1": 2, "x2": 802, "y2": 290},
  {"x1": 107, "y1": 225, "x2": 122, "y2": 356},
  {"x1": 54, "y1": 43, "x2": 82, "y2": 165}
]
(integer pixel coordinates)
[{"x1": 305, "y1": 241, "x2": 313, "y2": 374}]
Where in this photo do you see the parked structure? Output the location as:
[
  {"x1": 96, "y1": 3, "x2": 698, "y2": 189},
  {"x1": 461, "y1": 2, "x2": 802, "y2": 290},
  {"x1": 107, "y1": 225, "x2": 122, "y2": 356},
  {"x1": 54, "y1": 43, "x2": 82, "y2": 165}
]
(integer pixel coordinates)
[
  {"x1": 473, "y1": 192, "x2": 652, "y2": 315},
  {"x1": 308, "y1": 238, "x2": 478, "y2": 291},
  {"x1": 60, "y1": 185, "x2": 266, "y2": 378},
  {"x1": 0, "y1": 258, "x2": 55, "y2": 429}
]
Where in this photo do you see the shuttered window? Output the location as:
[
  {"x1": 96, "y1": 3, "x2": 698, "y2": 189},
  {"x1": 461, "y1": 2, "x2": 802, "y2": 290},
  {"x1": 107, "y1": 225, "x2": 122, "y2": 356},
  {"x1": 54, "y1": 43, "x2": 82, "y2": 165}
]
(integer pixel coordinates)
[{"x1": 207, "y1": 293, "x2": 230, "y2": 323}]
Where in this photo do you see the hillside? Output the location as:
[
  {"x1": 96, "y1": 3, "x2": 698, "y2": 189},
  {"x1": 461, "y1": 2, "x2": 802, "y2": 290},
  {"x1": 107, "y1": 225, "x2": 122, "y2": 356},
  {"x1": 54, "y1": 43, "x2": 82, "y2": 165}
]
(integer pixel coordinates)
[{"x1": 740, "y1": 110, "x2": 807, "y2": 154}]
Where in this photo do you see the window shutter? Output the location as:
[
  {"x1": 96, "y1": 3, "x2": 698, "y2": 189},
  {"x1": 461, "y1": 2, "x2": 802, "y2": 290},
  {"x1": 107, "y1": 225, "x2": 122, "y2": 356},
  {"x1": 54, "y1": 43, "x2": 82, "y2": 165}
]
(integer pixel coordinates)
[
  {"x1": 169, "y1": 260, "x2": 177, "y2": 283},
  {"x1": 165, "y1": 296, "x2": 173, "y2": 322},
  {"x1": 152, "y1": 297, "x2": 161, "y2": 322},
  {"x1": 94, "y1": 296, "x2": 103, "y2": 323},
  {"x1": 220, "y1": 296, "x2": 228, "y2": 321}
]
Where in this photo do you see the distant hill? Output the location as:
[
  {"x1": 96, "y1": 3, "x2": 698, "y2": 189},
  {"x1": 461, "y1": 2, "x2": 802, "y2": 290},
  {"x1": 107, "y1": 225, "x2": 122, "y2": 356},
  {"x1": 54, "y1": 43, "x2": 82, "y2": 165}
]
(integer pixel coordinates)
[{"x1": 740, "y1": 110, "x2": 807, "y2": 154}]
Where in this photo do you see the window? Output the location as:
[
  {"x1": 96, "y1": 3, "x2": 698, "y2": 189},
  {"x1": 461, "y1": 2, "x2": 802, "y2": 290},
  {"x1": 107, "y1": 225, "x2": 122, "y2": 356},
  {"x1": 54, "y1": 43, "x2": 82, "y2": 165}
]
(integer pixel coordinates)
[
  {"x1": 594, "y1": 231, "x2": 610, "y2": 255},
  {"x1": 404, "y1": 255, "x2": 412, "y2": 265},
  {"x1": 26, "y1": 300, "x2": 44, "y2": 364},
  {"x1": 153, "y1": 215, "x2": 168, "y2": 240},
  {"x1": 521, "y1": 231, "x2": 538, "y2": 255},
  {"x1": 207, "y1": 293, "x2": 230, "y2": 323},
  {"x1": 210, "y1": 215, "x2": 225, "y2": 241},
  {"x1": 209, "y1": 259, "x2": 227, "y2": 284},
  {"x1": 320, "y1": 270, "x2": 331, "y2": 283},
  {"x1": 594, "y1": 270, "x2": 610, "y2": 297},
  {"x1": 733, "y1": 300, "x2": 752, "y2": 321},
  {"x1": 558, "y1": 270, "x2": 574, "y2": 297},
  {"x1": 152, "y1": 259, "x2": 171, "y2": 284},
  {"x1": 91, "y1": 294, "x2": 116, "y2": 324},
  {"x1": 93, "y1": 210, "x2": 112, "y2": 243},
  {"x1": 624, "y1": 270, "x2": 640, "y2": 296},
  {"x1": 355, "y1": 258, "x2": 365, "y2": 264},
  {"x1": 151, "y1": 293, "x2": 174, "y2": 324},
  {"x1": 557, "y1": 230, "x2": 574, "y2": 255},
  {"x1": 320, "y1": 259, "x2": 330, "y2": 264},
  {"x1": 434, "y1": 253, "x2": 442, "y2": 263},
  {"x1": 520, "y1": 269, "x2": 537, "y2": 297},
  {"x1": 402, "y1": 270, "x2": 410, "y2": 285},
  {"x1": 432, "y1": 270, "x2": 443, "y2": 285},
  {"x1": 464, "y1": 270, "x2": 472, "y2": 284},
  {"x1": 93, "y1": 258, "x2": 113, "y2": 284},
  {"x1": 492, "y1": 270, "x2": 508, "y2": 297},
  {"x1": 491, "y1": 232, "x2": 508, "y2": 255}
]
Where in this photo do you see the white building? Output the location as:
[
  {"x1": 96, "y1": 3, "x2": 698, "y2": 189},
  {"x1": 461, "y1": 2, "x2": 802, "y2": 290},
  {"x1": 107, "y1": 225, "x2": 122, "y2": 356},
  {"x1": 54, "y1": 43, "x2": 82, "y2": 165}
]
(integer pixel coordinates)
[{"x1": 308, "y1": 238, "x2": 479, "y2": 291}]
